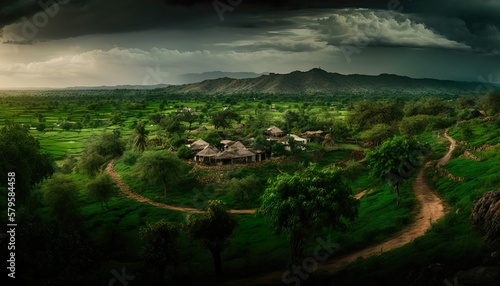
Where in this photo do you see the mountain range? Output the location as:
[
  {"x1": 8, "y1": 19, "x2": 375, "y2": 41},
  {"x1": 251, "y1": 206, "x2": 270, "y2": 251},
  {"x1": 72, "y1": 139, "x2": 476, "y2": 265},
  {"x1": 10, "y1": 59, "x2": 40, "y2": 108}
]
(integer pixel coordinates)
[{"x1": 160, "y1": 68, "x2": 485, "y2": 95}]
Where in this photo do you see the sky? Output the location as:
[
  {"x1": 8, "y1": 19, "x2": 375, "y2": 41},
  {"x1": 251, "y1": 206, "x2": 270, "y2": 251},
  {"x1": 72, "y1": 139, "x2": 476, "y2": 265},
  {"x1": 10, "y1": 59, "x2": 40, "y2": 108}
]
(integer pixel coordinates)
[{"x1": 0, "y1": 0, "x2": 499, "y2": 89}]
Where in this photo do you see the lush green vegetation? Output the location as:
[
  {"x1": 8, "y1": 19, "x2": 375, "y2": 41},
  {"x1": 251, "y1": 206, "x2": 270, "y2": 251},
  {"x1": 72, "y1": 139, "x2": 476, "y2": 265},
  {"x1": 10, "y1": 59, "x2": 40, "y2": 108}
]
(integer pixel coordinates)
[{"x1": 0, "y1": 89, "x2": 498, "y2": 285}]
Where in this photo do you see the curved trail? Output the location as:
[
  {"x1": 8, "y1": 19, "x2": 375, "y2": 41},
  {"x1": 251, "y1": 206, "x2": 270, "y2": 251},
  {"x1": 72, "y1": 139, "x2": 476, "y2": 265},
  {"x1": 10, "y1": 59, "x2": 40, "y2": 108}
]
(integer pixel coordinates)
[
  {"x1": 105, "y1": 129, "x2": 456, "y2": 285},
  {"x1": 104, "y1": 160, "x2": 256, "y2": 215},
  {"x1": 219, "y1": 129, "x2": 455, "y2": 285}
]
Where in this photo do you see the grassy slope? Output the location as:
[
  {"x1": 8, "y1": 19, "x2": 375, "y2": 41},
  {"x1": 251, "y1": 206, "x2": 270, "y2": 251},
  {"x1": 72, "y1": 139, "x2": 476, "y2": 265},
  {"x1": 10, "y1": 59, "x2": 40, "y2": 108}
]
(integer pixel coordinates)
[
  {"x1": 329, "y1": 119, "x2": 499, "y2": 285},
  {"x1": 3, "y1": 95, "x2": 463, "y2": 284}
]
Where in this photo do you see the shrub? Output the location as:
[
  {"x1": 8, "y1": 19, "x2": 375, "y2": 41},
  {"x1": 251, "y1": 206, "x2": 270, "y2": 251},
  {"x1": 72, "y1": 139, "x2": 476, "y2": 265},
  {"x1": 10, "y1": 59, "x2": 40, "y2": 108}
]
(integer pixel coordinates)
[
  {"x1": 122, "y1": 149, "x2": 141, "y2": 166},
  {"x1": 176, "y1": 145, "x2": 193, "y2": 160}
]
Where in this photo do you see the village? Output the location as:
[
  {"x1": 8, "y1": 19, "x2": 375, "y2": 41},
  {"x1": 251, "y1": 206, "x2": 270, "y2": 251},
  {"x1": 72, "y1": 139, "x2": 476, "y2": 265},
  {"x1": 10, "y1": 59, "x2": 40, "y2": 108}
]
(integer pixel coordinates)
[{"x1": 187, "y1": 126, "x2": 325, "y2": 165}]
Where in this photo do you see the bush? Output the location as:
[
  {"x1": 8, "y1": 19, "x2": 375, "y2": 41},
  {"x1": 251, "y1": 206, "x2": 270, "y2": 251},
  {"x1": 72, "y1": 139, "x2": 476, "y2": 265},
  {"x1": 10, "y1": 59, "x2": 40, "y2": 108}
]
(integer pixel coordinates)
[
  {"x1": 343, "y1": 159, "x2": 366, "y2": 181},
  {"x1": 60, "y1": 155, "x2": 77, "y2": 174},
  {"x1": 85, "y1": 174, "x2": 116, "y2": 210},
  {"x1": 122, "y1": 149, "x2": 141, "y2": 166},
  {"x1": 176, "y1": 145, "x2": 193, "y2": 160},
  {"x1": 36, "y1": 123, "x2": 46, "y2": 132}
]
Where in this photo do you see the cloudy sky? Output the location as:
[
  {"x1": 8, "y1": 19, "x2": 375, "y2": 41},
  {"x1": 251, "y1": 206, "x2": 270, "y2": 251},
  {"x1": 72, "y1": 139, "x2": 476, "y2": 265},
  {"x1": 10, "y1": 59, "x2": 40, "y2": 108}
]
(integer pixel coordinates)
[{"x1": 0, "y1": 0, "x2": 499, "y2": 88}]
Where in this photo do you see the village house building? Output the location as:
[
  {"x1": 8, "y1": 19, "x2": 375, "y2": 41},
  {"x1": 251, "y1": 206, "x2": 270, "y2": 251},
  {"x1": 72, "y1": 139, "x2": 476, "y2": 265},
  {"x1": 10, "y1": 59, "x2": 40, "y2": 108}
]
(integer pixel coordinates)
[{"x1": 264, "y1": 126, "x2": 285, "y2": 137}]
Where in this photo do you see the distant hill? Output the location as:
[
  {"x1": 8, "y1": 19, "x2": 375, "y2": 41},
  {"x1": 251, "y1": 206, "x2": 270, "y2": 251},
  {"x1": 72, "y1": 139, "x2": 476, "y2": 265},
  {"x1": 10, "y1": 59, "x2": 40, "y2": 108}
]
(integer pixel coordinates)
[
  {"x1": 63, "y1": 84, "x2": 170, "y2": 90},
  {"x1": 174, "y1": 71, "x2": 264, "y2": 84},
  {"x1": 161, "y1": 68, "x2": 482, "y2": 95}
]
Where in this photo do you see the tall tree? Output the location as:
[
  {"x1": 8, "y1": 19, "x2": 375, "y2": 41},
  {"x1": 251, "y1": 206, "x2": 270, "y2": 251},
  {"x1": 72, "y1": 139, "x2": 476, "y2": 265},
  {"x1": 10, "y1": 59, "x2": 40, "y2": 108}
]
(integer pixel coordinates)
[
  {"x1": 0, "y1": 121, "x2": 55, "y2": 202},
  {"x1": 133, "y1": 121, "x2": 149, "y2": 152},
  {"x1": 85, "y1": 174, "x2": 116, "y2": 210},
  {"x1": 211, "y1": 110, "x2": 239, "y2": 130},
  {"x1": 77, "y1": 130, "x2": 126, "y2": 177},
  {"x1": 185, "y1": 200, "x2": 238, "y2": 275},
  {"x1": 134, "y1": 151, "x2": 184, "y2": 197},
  {"x1": 178, "y1": 109, "x2": 198, "y2": 129},
  {"x1": 43, "y1": 174, "x2": 80, "y2": 222},
  {"x1": 365, "y1": 135, "x2": 429, "y2": 206},
  {"x1": 347, "y1": 100, "x2": 404, "y2": 131},
  {"x1": 227, "y1": 175, "x2": 262, "y2": 208},
  {"x1": 259, "y1": 164, "x2": 359, "y2": 264},
  {"x1": 139, "y1": 220, "x2": 180, "y2": 284}
]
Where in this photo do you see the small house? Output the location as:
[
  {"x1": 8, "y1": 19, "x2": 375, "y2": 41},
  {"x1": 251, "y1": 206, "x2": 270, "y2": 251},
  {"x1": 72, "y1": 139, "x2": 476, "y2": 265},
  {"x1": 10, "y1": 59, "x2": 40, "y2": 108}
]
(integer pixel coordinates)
[
  {"x1": 214, "y1": 141, "x2": 256, "y2": 165},
  {"x1": 194, "y1": 145, "x2": 221, "y2": 164},
  {"x1": 189, "y1": 139, "x2": 209, "y2": 151},
  {"x1": 265, "y1": 126, "x2": 285, "y2": 137}
]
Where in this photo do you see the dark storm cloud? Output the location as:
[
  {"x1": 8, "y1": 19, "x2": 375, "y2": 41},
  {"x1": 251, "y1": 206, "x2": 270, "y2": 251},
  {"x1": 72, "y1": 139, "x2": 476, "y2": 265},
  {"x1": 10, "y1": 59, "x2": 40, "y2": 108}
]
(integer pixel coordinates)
[
  {"x1": 0, "y1": 0, "x2": 391, "y2": 39},
  {"x1": 0, "y1": 0, "x2": 499, "y2": 54}
]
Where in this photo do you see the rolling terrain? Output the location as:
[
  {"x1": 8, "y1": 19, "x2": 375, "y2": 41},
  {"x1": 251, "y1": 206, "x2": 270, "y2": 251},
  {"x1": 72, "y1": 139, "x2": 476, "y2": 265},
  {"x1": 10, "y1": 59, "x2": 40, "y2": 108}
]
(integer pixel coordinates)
[{"x1": 162, "y1": 68, "x2": 483, "y2": 95}]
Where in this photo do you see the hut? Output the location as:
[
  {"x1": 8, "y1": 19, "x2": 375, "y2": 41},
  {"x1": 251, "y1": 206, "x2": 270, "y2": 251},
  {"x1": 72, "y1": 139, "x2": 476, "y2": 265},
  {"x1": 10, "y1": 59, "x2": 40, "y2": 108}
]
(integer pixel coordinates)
[
  {"x1": 265, "y1": 126, "x2": 285, "y2": 137},
  {"x1": 302, "y1": 130, "x2": 324, "y2": 143},
  {"x1": 220, "y1": 140, "x2": 236, "y2": 149},
  {"x1": 194, "y1": 145, "x2": 221, "y2": 164},
  {"x1": 288, "y1": 134, "x2": 308, "y2": 144},
  {"x1": 214, "y1": 141, "x2": 256, "y2": 165},
  {"x1": 189, "y1": 139, "x2": 209, "y2": 151}
]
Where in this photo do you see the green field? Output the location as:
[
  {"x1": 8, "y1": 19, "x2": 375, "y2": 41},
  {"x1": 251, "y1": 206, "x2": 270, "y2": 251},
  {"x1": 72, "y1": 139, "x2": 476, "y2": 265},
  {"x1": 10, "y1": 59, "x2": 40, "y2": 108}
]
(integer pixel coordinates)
[{"x1": 1, "y1": 90, "x2": 498, "y2": 285}]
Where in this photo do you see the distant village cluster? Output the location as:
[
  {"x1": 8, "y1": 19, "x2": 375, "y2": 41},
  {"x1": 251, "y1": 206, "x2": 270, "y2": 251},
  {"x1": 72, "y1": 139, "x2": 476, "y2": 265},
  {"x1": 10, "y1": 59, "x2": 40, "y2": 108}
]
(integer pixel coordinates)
[{"x1": 187, "y1": 126, "x2": 325, "y2": 165}]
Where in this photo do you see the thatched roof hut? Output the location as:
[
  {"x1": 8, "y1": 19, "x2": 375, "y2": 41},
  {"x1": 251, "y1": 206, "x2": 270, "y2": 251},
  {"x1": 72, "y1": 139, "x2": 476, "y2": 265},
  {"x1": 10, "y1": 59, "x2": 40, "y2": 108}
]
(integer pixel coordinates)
[
  {"x1": 189, "y1": 139, "x2": 209, "y2": 151},
  {"x1": 194, "y1": 145, "x2": 221, "y2": 164},
  {"x1": 214, "y1": 141, "x2": 255, "y2": 164},
  {"x1": 265, "y1": 126, "x2": 285, "y2": 137}
]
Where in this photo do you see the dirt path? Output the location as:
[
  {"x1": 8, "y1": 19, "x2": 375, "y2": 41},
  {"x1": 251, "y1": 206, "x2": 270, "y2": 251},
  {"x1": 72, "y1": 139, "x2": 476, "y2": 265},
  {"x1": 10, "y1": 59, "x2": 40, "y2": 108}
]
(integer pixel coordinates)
[
  {"x1": 438, "y1": 128, "x2": 457, "y2": 167},
  {"x1": 218, "y1": 129, "x2": 455, "y2": 285},
  {"x1": 106, "y1": 129, "x2": 455, "y2": 285},
  {"x1": 104, "y1": 159, "x2": 256, "y2": 215}
]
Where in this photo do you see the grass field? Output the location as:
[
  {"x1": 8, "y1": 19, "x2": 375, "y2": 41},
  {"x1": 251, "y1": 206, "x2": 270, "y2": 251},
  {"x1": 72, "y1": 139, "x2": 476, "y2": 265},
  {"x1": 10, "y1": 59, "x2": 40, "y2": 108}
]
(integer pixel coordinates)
[{"x1": 2, "y1": 91, "x2": 495, "y2": 285}]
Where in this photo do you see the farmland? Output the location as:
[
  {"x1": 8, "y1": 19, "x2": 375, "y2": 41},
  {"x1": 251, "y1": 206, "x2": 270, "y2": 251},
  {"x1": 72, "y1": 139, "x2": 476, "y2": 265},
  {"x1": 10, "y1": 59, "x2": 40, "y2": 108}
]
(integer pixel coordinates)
[{"x1": 1, "y1": 88, "x2": 499, "y2": 286}]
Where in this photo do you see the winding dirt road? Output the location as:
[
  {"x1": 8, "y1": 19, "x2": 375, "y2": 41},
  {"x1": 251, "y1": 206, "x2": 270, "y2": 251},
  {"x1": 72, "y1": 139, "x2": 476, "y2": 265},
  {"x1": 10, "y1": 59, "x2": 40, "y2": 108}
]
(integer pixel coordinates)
[
  {"x1": 217, "y1": 129, "x2": 455, "y2": 285},
  {"x1": 105, "y1": 129, "x2": 456, "y2": 285},
  {"x1": 104, "y1": 160, "x2": 256, "y2": 215}
]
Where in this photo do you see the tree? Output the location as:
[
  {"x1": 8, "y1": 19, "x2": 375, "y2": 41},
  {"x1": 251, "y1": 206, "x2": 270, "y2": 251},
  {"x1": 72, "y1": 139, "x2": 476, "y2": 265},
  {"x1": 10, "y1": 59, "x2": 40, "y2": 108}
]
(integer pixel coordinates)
[
  {"x1": 36, "y1": 123, "x2": 46, "y2": 132},
  {"x1": 286, "y1": 135, "x2": 305, "y2": 154},
  {"x1": 160, "y1": 114, "x2": 184, "y2": 134},
  {"x1": 259, "y1": 164, "x2": 359, "y2": 264},
  {"x1": 134, "y1": 151, "x2": 184, "y2": 197},
  {"x1": 358, "y1": 123, "x2": 394, "y2": 146},
  {"x1": 398, "y1": 115, "x2": 433, "y2": 136},
  {"x1": 365, "y1": 135, "x2": 429, "y2": 206},
  {"x1": 148, "y1": 113, "x2": 165, "y2": 124},
  {"x1": 176, "y1": 145, "x2": 193, "y2": 160},
  {"x1": 73, "y1": 122, "x2": 83, "y2": 132},
  {"x1": 185, "y1": 200, "x2": 238, "y2": 276},
  {"x1": 211, "y1": 110, "x2": 239, "y2": 130},
  {"x1": 60, "y1": 121, "x2": 73, "y2": 131},
  {"x1": 283, "y1": 110, "x2": 300, "y2": 132},
  {"x1": 347, "y1": 100, "x2": 403, "y2": 131},
  {"x1": 178, "y1": 109, "x2": 198, "y2": 129},
  {"x1": 77, "y1": 131, "x2": 125, "y2": 177},
  {"x1": 461, "y1": 123, "x2": 474, "y2": 141},
  {"x1": 77, "y1": 151, "x2": 106, "y2": 177},
  {"x1": 110, "y1": 114, "x2": 122, "y2": 125},
  {"x1": 43, "y1": 174, "x2": 80, "y2": 222},
  {"x1": 227, "y1": 175, "x2": 262, "y2": 208},
  {"x1": 133, "y1": 121, "x2": 149, "y2": 152},
  {"x1": 85, "y1": 174, "x2": 116, "y2": 210},
  {"x1": 252, "y1": 134, "x2": 271, "y2": 157},
  {"x1": 478, "y1": 91, "x2": 500, "y2": 115},
  {"x1": 0, "y1": 122, "x2": 55, "y2": 202},
  {"x1": 139, "y1": 220, "x2": 180, "y2": 283},
  {"x1": 404, "y1": 97, "x2": 455, "y2": 117},
  {"x1": 204, "y1": 131, "x2": 222, "y2": 147}
]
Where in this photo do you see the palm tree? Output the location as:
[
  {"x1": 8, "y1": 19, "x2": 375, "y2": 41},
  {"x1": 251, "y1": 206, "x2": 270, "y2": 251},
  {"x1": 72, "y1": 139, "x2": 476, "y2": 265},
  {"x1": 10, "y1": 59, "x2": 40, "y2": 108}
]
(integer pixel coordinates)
[{"x1": 133, "y1": 121, "x2": 148, "y2": 152}]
